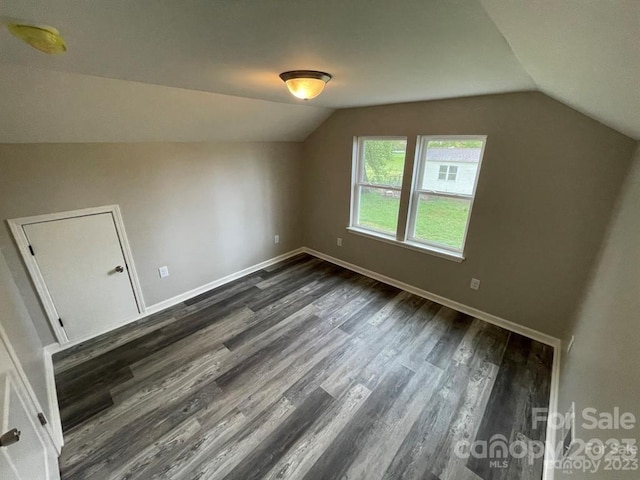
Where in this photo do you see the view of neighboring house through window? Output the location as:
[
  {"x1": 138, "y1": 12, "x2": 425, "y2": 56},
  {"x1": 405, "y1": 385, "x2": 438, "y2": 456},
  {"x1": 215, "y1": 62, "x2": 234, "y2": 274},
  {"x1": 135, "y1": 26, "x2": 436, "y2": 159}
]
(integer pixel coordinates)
[
  {"x1": 351, "y1": 137, "x2": 407, "y2": 235},
  {"x1": 350, "y1": 135, "x2": 486, "y2": 258},
  {"x1": 407, "y1": 136, "x2": 486, "y2": 252}
]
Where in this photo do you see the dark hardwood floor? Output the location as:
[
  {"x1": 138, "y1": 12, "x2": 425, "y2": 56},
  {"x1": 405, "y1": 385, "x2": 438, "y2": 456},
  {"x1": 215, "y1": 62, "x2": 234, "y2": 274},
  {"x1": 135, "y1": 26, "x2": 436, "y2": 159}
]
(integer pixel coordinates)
[{"x1": 53, "y1": 253, "x2": 554, "y2": 480}]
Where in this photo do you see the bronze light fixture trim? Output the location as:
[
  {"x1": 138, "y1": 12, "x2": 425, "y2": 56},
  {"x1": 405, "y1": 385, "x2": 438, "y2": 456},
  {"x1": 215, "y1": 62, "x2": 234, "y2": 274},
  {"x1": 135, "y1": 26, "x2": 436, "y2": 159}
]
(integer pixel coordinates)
[{"x1": 279, "y1": 70, "x2": 332, "y2": 100}]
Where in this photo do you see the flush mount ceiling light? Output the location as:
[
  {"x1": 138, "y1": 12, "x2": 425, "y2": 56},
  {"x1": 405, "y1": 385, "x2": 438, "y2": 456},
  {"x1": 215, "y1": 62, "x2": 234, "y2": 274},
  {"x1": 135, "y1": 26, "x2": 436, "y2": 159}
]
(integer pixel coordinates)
[
  {"x1": 6, "y1": 23, "x2": 66, "y2": 54},
  {"x1": 279, "y1": 70, "x2": 332, "y2": 100}
]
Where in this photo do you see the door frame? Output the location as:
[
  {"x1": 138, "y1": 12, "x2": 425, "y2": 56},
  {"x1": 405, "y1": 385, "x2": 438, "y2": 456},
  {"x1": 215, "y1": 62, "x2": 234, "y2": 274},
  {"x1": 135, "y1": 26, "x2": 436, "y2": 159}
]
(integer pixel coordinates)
[
  {"x1": 0, "y1": 372, "x2": 52, "y2": 479},
  {"x1": 0, "y1": 320, "x2": 60, "y2": 475},
  {"x1": 8, "y1": 205, "x2": 146, "y2": 344}
]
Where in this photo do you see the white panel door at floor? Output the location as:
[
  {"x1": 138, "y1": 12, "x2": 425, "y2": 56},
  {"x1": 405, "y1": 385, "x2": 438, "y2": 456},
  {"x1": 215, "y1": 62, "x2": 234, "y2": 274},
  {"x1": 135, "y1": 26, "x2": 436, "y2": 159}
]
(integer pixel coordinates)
[
  {"x1": 0, "y1": 372, "x2": 49, "y2": 480},
  {"x1": 22, "y1": 213, "x2": 141, "y2": 342},
  {"x1": 0, "y1": 449, "x2": 19, "y2": 480}
]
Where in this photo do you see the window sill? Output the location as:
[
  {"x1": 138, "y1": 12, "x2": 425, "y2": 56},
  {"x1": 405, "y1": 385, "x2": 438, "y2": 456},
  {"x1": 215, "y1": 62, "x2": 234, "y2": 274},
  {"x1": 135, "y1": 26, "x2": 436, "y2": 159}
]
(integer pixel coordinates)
[{"x1": 346, "y1": 227, "x2": 465, "y2": 263}]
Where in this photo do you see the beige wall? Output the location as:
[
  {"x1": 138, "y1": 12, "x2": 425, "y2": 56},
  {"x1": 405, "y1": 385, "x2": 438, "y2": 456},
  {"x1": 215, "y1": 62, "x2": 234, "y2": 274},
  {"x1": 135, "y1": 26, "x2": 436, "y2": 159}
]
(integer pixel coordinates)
[
  {"x1": 302, "y1": 92, "x2": 636, "y2": 338},
  {"x1": 556, "y1": 144, "x2": 640, "y2": 479},
  {"x1": 0, "y1": 142, "x2": 303, "y2": 345},
  {"x1": 0, "y1": 94, "x2": 635, "y2": 347}
]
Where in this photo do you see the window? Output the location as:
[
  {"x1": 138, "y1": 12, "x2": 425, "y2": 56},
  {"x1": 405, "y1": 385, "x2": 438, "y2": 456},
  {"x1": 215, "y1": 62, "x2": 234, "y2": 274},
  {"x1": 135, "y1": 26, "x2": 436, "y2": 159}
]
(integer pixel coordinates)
[
  {"x1": 351, "y1": 137, "x2": 407, "y2": 236},
  {"x1": 407, "y1": 136, "x2": 485, "y2": 253},
  {"x1": 350, "y1": 135, "x2": 486, "y2": 260},
  {"x1": 438, "y1": 165, "x2": 458, "y2": 181}
]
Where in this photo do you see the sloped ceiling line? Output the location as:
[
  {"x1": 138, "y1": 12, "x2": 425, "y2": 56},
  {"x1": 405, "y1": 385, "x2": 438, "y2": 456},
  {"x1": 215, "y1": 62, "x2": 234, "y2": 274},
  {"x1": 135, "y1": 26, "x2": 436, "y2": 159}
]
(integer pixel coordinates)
[{"x1": 0, "y1": 0, "x2": 637, "y2": 142}]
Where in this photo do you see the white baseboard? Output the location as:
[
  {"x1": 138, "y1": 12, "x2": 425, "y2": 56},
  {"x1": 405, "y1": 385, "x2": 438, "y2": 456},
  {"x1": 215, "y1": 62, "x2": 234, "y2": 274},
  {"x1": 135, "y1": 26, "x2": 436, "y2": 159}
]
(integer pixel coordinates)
[
  {"x1": 52, "y1": 248, "x2": 305, "y2": 353},
  {"x1": 302, "y1": 247, "x2": 561, "y2": 348},
  {"x1": 302, "y1": 246, "x2": 562, "y2": 479},
  {"x1": 45, "y1": 244, "x2": 561, "y2": 477},
  {"x1": 145, "y1": 248, "x2": 305, "y2": 314},
  {"x1": 58, "y1": 245, "x2": 561, "y2": 349},
  {"x1": 43, "y1": 344, "x2": 64, "y2": 452},
  {"x1": 42, "y1": 247, "x2": 306, "y2": 454}
]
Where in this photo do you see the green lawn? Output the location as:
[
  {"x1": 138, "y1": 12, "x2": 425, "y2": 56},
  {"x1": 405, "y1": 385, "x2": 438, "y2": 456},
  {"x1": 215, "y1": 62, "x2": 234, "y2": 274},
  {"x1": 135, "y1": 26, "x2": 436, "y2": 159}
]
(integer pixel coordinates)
[
  {"x1": 358, "y1": 190, "x2": 400, "y2": 235},
  {"x1": 358, "y1": 190, "x2": 470, "y2": 249},
  {"x1": 389, "y1": 151, "x2": 405, "y2": 177}
]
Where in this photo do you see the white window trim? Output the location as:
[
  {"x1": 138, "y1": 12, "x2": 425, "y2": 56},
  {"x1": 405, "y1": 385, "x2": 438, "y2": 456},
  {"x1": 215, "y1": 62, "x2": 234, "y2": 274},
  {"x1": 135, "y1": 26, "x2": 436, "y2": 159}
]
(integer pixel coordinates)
[
  {"x1": 346, "y1": 226, "x2": 465, "y2": 262},
  {"x1": 406, "y1": 135, "x2": 487, "y2": 255},
  {"x1": 349, "y1": 135, "x2": 486, "y2": 262},
  {"x1": 350, "y1": 136, "x2": 407, "y2": 237}
]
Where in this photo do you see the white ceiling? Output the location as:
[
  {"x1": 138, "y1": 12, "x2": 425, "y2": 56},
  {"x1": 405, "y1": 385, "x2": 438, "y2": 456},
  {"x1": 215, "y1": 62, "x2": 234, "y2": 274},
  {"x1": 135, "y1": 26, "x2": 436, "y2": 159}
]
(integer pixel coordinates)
[
  {"x1": 0, "y1": 0, "x2": 638, "y2": 142},
  {"x1": 480, "y1": 0, "x2": 640, "y2": 139}
]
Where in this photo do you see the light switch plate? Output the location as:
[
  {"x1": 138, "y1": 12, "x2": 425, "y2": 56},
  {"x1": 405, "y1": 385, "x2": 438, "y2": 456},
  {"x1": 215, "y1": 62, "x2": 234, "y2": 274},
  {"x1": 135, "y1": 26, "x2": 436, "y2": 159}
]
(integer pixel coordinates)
[
  {"x1": 159, "y1": 266, "x2": 169, "y2": 278},
  {"x1": 470, "y1": 278, "x2": 480, "y2": 290}
]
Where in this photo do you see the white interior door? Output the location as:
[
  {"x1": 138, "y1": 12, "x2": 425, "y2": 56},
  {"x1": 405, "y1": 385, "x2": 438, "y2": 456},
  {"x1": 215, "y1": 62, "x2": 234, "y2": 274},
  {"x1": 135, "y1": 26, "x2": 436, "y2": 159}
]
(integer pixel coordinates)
[
  {"x1": 23, "y1": 213, "x2": 140, "y2": 341},
  {"x1": 0, "y1": 372, "x2": 48, "y2": 480},
  {"x1": 0, "y1": 449, "x2": 19, "y2": 480}
]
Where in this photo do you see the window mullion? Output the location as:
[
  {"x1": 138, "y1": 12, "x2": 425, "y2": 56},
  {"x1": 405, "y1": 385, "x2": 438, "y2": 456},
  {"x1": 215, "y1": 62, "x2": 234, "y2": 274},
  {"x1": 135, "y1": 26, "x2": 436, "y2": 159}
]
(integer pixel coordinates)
[
  {"x1": 406, "y1": 136, "x2": 426, "y2": 242},
  {"x1": 396, "y1": 137, "x2": 417, "y2": 242}
]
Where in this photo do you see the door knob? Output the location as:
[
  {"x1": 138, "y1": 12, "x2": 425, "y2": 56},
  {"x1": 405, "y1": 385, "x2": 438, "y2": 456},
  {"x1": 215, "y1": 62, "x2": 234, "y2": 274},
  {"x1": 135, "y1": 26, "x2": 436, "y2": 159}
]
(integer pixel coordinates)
[
  {"x1": 0, "y1": 428, "x2": 20, "y2": 447},
  {"x1": 115, "y1": 265, "x2": 125, "y2": 273}
]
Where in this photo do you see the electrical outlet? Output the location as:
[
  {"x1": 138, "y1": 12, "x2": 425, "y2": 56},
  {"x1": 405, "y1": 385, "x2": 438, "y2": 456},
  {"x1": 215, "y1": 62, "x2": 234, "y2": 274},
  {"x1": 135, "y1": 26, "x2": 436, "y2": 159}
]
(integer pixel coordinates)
[
  {"x1": 470, "y1": 278, "x2": 480, "y2": 290},
  {"x1": 159, "y1": 266, "x2": 169, "y2": 278},
  {"x1": 274, "y1": 234, "x2": 280, "y2": 244},
  {"x1": 337, "y1": 237, "x2": 343, "y2": 247},
  {"x1": 567, "y1": 335, "x2": 575, "y2": 353}
]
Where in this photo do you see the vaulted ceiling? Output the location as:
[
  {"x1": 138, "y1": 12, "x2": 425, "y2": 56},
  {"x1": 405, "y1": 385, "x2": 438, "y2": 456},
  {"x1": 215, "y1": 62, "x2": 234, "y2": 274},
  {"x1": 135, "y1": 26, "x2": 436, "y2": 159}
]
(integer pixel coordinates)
[{"x1": 0, "y1": 0, "x2": 638, "y2": 142}]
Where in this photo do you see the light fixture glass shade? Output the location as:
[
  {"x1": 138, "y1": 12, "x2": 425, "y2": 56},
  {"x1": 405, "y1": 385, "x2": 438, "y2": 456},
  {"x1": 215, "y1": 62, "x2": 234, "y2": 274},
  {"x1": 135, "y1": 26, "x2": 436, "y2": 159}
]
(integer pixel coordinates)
[
  {"x1": 279, "y1": 71, "x2": 332, "y2": 100},
  {"x1": 6, "y1": 23, "x2": 66, "y2": 54}
]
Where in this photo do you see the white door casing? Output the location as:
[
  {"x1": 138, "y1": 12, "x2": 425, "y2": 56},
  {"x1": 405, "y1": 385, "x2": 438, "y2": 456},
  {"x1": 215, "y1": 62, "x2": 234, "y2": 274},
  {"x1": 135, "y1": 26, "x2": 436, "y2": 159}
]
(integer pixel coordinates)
[
  {"x1": 0, "y1": 447, "x2": 19, "y2": 480},
  {"x1": 0, "y1": 372, "x2": 49, "y2": 480},
  {"x1": 8, "y1": 205, "x2": 145, "y2": 344},
  {"x1": 0, "y1": 302, "x2": 60, "y2": 479},
  {"x1": 23, "y1": 213, "x2": 140, "y2": 341}
]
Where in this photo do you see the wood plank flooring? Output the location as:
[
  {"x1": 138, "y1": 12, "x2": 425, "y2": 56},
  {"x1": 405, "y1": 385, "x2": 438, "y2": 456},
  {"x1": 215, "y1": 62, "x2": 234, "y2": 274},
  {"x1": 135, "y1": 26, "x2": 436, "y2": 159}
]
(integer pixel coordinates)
[{"x1": 53, "y1": 253, "x2": 554, "y2": 480}]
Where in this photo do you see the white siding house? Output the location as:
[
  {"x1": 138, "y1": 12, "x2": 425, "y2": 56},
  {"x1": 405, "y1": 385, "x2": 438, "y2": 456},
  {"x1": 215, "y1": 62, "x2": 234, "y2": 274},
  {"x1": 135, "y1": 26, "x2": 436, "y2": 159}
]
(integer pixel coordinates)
[{"x1": 421, "y1": 147, "x2": 481, "y2": 196}]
